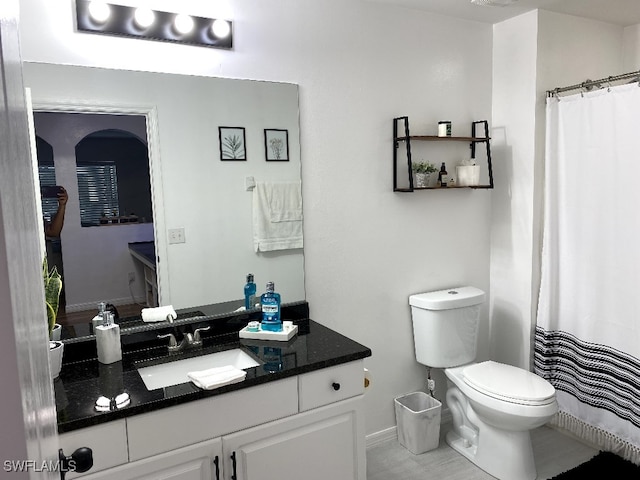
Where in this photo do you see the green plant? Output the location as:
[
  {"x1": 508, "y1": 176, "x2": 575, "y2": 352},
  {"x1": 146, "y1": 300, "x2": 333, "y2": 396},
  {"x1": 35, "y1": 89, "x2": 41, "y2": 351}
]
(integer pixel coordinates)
[
  {"x1": 43, "y1": 258, "x2": 62, "y2": 336},
  {"x1": 411, "y1": 161, "x2": 437, "y2": 174}
]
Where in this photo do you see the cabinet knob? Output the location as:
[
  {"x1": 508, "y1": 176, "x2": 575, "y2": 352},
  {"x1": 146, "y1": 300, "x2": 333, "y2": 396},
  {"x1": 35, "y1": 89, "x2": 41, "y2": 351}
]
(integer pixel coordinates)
[
  {"x1": 58, "y1": 447, "x2": 93, "y2": 480},
  {"x1": 332, "y1": 382, "x2": 341, "y2": 391}
]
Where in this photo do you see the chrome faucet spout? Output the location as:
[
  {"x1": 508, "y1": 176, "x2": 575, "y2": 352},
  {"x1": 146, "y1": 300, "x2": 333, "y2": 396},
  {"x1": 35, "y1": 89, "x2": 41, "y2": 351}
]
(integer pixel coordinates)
[
  {"x1": 158, "y1": 333, "x2": 177, "y2": 347},
  {"x1": 193, "y1": 326, "x2": 210, "y2": 343},
  {"x1": 158, "y1": 329, "x2": 209, "y2": 352}
]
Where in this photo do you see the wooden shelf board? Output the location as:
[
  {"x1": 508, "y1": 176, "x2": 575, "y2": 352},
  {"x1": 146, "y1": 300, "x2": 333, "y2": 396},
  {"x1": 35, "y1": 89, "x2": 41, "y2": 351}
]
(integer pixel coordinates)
[
  {"x1": 395, "y1": 135, "x2": 489, "y2": 142},
  {"x1": 394, "y1": 185, "x2": 493, "y2": 192}
]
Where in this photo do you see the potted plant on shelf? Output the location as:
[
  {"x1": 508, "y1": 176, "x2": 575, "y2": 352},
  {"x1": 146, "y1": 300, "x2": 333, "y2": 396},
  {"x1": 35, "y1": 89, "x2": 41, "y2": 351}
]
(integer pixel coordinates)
[
  {"x1": 44, "y1": 258, "x2": 64, "y2": 379},
  {"x1": 411, "y1": 161, "x2": 437, "y2": 188}
]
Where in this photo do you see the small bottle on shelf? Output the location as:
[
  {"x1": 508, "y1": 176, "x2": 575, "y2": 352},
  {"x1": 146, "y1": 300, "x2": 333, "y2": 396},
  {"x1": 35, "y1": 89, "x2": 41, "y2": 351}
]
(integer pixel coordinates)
[
  {"x1": 260, "y1": 282, "x2": 282, "y2": 332},
  {"x1": 244, "y1": 273, "x2": 257, "y2": 310},
  {"x1": 438, "y1": 162, "x2": 449, "y2": 187}
]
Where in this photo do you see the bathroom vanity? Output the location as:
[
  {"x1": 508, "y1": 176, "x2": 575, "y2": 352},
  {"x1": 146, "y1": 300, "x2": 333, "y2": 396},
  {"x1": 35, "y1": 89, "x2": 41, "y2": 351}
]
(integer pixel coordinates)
[{"x1": 55, "y1": 306, "x2": 371, "y2": 480}]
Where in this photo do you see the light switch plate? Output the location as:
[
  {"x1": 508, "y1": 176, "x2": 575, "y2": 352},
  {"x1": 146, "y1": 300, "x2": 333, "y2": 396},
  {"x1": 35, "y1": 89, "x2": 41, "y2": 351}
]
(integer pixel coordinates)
[{"x1": 168, "y1": 227, "x2": 186, "y2": 244}]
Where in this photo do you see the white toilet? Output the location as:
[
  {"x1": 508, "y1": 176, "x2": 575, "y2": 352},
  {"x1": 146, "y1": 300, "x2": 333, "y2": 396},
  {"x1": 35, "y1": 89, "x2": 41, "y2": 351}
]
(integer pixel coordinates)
[{"x1": 409, "y1": 286, "x2": 557, "y2": 480}]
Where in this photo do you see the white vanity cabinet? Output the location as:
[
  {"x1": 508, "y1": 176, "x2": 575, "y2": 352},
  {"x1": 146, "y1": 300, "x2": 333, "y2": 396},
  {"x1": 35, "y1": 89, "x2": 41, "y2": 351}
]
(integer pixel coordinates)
[
  {"x1": 59, "y1": 360, "x2": 366, "y2": 480},
  {"x1": 222, "y1": 396, "x2": 364, "y2": 480},
  {"x1": 78, "y1": 438, "x2": 222, "y2": 480}
]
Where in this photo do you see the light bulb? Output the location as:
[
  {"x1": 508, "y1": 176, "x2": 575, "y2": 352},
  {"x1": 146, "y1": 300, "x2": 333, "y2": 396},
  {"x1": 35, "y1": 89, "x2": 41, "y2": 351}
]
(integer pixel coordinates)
[
  {"x1": 174, "y1": 14, "x2": 194, "y2": 34},
  {"x1": 88, "y1": 1, "x2": 111, "y2": 23},
  {"x1": 134, "y1": 8, "x2": 155, "y2": 29},
  {"x1": 211, "y1": 19, "x2": 231, "y2": 39}
]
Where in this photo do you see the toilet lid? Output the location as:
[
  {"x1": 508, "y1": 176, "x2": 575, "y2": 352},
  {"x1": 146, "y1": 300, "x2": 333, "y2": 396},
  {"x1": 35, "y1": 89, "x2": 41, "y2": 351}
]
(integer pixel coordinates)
[{"x1": 463, "y1": 361, "x2": 555, "y2": 404}]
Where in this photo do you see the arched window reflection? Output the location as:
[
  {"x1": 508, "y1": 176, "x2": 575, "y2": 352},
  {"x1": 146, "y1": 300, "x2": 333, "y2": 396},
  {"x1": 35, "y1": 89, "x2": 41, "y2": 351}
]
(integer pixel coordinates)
[{"x1": 75, "y1": 129, "x2": 152, "y2": 227}]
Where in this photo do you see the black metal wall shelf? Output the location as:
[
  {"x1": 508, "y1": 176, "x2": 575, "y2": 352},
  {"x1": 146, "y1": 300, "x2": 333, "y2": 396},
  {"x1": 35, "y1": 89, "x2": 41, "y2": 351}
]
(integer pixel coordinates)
[{"x1": 393, "y1": 117, "x2": 494, "y2": 192}]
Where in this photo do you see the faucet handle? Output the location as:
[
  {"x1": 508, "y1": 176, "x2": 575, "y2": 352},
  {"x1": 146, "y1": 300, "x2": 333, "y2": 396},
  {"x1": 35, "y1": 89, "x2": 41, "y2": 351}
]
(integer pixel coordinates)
[
  {"x1": 158, "y1": 333, "x2": 178, "y2": 348},
  {"x1": 193, "y1": 326, "x2": 211, "y2": 342}
]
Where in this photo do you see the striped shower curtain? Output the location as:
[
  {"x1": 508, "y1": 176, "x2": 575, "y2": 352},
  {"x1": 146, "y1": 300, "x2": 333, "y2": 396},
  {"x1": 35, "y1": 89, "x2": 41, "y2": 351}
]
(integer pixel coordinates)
[{"x1": 534, "y1": 83, "x2": 640, "y2": 463}]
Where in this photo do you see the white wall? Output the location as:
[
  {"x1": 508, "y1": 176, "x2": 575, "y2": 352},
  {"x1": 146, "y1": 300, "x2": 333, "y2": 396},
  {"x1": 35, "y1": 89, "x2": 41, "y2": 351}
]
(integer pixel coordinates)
[
  {"x1": 490, "y1": 11, "x2": 540, "y2": 369},
  {"x1": 623, "y1": 24, "x2": 640, "y2": 70},
  {"x1": 491, "y1": 10, "x2": 625, "y2": 370},
  {"x1": 18, "y1": 0, "x2": 493, "y2": 435}
]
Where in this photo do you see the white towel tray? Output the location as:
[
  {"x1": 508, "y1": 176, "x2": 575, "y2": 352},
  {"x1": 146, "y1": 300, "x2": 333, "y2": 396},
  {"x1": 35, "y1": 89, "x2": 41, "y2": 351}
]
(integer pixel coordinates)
[{"x1": 239, "y1": 321, "x2": 298, "y2": 341}]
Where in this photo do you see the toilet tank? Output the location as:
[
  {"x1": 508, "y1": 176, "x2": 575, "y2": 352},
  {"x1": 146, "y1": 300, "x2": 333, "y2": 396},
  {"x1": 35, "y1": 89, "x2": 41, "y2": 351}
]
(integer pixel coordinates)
[{"x1": 409, "y1": 286, "x2": 485, "y2": 368}]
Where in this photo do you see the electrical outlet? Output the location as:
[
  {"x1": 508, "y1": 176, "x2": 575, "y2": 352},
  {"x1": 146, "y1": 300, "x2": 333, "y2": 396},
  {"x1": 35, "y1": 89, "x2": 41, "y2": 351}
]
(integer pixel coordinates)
[
  {"x1": 128, "y1": 272, "x2": 135, "y2": 283},
  {"x1": 168, "y1": 227, "x2": 186, "y2": 244}
]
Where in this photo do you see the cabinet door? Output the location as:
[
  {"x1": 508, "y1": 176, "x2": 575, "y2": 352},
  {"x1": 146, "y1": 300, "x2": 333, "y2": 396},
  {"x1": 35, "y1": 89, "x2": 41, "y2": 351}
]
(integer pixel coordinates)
[
  {"x1": 59, "y1": 420, "x2": 128, "y2": 478},
  {"x1": 80, "y1": 437, "x2": 222, "y2": 480},
  {"x1": 222, "y1": 396, "x2": 365, "y2": 480}
]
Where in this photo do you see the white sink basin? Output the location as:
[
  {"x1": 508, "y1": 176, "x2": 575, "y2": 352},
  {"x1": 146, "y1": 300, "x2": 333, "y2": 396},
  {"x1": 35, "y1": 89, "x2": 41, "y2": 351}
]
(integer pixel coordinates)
[{"x1": 137, "y1": 348, "x2": 261, "y2": 390}]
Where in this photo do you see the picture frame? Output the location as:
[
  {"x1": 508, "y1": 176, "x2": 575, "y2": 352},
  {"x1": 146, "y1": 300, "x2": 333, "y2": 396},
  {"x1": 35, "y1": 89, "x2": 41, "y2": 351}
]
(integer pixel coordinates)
[
  {"x1": 219, "y1": 127, "x2": 247, "y2": 161},
  {"x1": 264, "y1": 129, "x2": 289, "y2": 161}
]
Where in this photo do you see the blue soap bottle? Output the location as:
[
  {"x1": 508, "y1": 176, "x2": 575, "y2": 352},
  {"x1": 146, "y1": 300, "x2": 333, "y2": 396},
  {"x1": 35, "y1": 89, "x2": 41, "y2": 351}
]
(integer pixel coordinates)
[
  {"x1": 260, "y1": 281, "x2": 282, "y2": 332},
  {"x1": 244, "y1": 273, "x2": 257, "y2": 310}
]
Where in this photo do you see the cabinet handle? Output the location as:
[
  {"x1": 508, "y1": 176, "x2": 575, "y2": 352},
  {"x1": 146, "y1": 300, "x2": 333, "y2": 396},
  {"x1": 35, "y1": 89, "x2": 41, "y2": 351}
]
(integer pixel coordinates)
[
  {"x1": 231, "y1": 451, "x2": 237, "y2": 480},
  {"x1": 213, "y1": 455, "x2": 220, "y2": 480},
  {"x1": 58, "y1": 447, "x2": 93, "y2": 480},
  {"x1": 332, "y1": 382, "x2": 341, "y2": 391}
]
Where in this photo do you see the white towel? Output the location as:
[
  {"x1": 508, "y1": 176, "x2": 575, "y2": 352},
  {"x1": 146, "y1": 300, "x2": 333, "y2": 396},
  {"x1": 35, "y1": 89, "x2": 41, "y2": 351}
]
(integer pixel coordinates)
[
  {"x1": 187, "y1": 365, "x2": 247, "y2": 390},
  {"x1": 253, "y1": 181, "x2": 303, "y2": 252},
  {"x1": 141, "y1": 305, "x2": 177, "y2": 322}
]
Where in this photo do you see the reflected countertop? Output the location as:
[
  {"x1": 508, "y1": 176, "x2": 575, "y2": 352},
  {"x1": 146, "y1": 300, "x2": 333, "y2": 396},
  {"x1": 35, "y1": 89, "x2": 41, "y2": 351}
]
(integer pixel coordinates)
[
  {"x1": 128, "y1": 241, "x2": 155, "y2": 269},
  {"x1": 55, "y1": 310, "x2": 372, "y2": 434}
]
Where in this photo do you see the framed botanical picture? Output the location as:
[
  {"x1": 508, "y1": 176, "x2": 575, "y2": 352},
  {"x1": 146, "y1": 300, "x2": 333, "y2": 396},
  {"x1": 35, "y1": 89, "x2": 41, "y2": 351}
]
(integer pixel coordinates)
[
  {"x1": 219, "y1": 127, "x2": 247, "y2": 161},
  {"x1": 264, "y1": 129, "x2": 289, "y2": 161}
]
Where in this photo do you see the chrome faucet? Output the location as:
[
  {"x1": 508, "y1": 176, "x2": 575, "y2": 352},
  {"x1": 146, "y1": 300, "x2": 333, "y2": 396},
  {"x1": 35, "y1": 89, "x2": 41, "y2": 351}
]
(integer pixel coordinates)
[{"x1": 158, "y1": 326, "x2": 210, "y2": 352}]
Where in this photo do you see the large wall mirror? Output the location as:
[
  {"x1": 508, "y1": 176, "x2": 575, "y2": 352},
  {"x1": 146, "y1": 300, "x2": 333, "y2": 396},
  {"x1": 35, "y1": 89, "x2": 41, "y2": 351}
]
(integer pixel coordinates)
[{"x1": 24, "y1": 62, "x2": 305, "y2": 341}]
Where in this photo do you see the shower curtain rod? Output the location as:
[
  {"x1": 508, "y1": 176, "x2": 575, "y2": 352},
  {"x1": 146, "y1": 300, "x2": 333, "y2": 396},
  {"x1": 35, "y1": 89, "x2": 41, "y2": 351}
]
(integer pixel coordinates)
[{"x1": 547, "y1": 69, "x2": 640, "y2": 97}]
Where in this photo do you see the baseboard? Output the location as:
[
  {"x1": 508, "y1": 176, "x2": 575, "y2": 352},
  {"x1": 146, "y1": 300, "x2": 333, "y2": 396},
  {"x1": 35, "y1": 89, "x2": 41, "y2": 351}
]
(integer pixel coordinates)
[
  {"x1": 366, "y1": 406, "x2": 452, "y2": 449},
  {"x1": 65, "y1": 296, "x2": 145, "y2": 313},
  {"x1": 366, "y1": 426, "x2": 397, "y2": 448}
]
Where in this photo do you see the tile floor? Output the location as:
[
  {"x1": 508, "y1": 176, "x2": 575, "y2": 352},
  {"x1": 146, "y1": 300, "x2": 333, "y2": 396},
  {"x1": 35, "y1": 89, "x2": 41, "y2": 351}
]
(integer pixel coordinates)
[{"x1": 367, "y1": 424, "x2": 598, "y2": 480}]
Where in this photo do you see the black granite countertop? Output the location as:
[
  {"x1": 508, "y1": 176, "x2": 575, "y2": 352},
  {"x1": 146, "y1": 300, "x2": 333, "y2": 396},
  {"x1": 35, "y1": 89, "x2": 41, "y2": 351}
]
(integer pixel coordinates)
[{"x1": 55, "y1": 313, "x2": 371, "y2": 434}]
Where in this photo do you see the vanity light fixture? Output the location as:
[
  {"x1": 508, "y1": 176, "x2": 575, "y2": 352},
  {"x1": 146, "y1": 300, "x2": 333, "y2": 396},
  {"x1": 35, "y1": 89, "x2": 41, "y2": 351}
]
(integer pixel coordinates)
[
  {"x1": 173, "y1": 13, "x2": 195, "y2": 35},
  {"x1": 133, "y1": 7, "x2": 155, "y2": 29},
  {"x1": 87, "y1": 1, "x2": 111, "y2": 23},
  {"x1": 76, "y1": 0, "x2": 233, "y2": 49},
  {"x1": 211, "y1": 19, "x2": 231, "y2": 39}
]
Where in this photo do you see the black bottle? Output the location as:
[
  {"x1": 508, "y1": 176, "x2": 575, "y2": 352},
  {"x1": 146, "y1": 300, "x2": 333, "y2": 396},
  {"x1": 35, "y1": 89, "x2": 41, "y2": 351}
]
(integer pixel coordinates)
[{"x1": 438, "y1": 162, "x2": 449, "y2": 187}]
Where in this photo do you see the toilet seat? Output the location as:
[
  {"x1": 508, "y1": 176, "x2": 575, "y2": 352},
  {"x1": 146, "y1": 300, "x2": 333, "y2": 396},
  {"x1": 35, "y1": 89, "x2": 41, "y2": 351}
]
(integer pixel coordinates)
[{"x1": 462, "y1": 361, "x2": 555, "y2": 406}]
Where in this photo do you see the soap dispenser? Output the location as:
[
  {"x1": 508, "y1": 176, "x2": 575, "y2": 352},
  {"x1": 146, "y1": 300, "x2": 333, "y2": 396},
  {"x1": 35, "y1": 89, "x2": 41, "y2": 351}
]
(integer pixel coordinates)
[
  {"x1": 95, "y1": 312, "x2": 122, "y2": 364},
  {"x1": 92, "y1": 302, "x2": 107, "y2": 331}
]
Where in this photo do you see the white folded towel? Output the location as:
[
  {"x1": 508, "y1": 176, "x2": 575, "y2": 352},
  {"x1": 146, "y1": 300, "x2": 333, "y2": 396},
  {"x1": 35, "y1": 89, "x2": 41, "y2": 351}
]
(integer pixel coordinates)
[
  {"x1": 141, "y1": 305, "x2": 177, "y2": 322},
  {"x1": 253, "y1": 181, "x2": 303, "y2": 252},
  {"x1": 187, "y1": 365, "x2": 247, "y2": 390}
]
